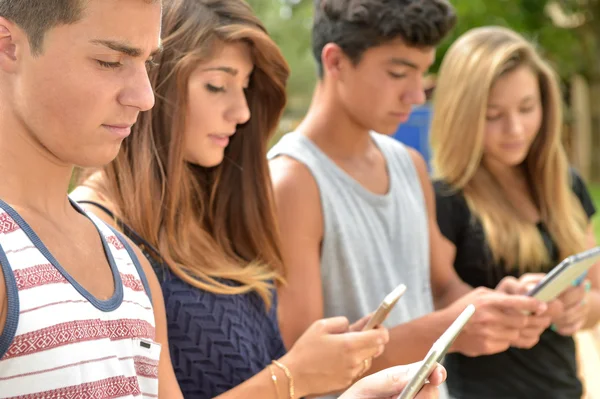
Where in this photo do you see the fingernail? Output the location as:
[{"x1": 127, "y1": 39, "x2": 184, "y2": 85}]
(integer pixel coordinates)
[
  {"x1": 585, "y1": 281, "x2": 592, "y2": 293},
  {"x1": 437, "y1": 368, "x2": 445, "y2": 381},
  {"x1": 582, "y1": 299, "x2": 588, "y2": 305},
  {"x1": 551, "y1": 324, "x2": 557, "y2": 332}
]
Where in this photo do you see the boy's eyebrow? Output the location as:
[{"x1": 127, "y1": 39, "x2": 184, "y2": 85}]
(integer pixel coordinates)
[
  {"x1": 389, "y1": 57, "x2": 418, "y2": 69},
  {"x1": 90, "y1": 39, "x2": 162, "y2": 58}
]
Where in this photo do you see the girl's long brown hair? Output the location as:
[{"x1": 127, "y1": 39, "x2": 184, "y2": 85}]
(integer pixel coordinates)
[
  {"x1": 84, "y1": 0, "x2": 290, "y2": 306},
  {"x1": 431, "y1": 27, "x2": 588, "y2": 272}
]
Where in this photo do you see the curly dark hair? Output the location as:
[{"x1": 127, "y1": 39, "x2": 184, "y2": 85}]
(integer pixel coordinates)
[{"x1": 312, "y1": 0, "x2": 457, "y2": 77}]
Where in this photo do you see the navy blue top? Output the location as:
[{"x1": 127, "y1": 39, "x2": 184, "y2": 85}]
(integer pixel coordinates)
[
  {"x1": 77, "y1": 201, "x2": 287, "y2": 398},
  {"x1": 434, "y1": 169, "x2": 596, "y2": 399},
  {"x1": 156, "y1": 267, "x2": 286, "y2": 398}
]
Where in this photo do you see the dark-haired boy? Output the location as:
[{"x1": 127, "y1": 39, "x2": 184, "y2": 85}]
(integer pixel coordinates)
[{"x1": 269, "y1": 2, "x2": 552, "y2": 396}]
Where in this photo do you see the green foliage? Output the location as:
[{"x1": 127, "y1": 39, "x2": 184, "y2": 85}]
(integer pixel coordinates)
[
  {"x1": 435, "y1": 0, "x2": 583, "y2": 78},
  {"x1": 589, "y1": 184, "x2": 600, "y2": 241},
  {"x1": 246, "y1": 0, "x2": 594, "y2": 114},
  {"x1": 246, "y1": 0, "x2": 316, "y2": 118}
]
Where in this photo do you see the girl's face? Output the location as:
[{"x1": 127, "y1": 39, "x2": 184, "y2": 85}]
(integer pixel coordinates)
[
  {"x1": 183, "y1": 41, "x2": 253, "y2": 167},
  {"x1": 483, "y1": 65, "x2": 543, "y2": 169}
]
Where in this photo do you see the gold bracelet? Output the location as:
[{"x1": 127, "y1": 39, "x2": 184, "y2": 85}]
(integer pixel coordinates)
[
  {"x1": 272, "y1": 360, "x2": 294, "y2": 399},
  {"x1": 268, "y1": 365, "x2": 280, "y2": 399}
]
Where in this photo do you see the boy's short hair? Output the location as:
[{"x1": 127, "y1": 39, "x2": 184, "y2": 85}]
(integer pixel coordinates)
[
  {"x1": 0, "y1": 0, "x2": 159, "y2": 56},
  {"x1": 312, "y1": 0, "x2": 457, "y2": 77},
  {"x1": 0, "y1": 0, "x2": 84, "y2": 55}
]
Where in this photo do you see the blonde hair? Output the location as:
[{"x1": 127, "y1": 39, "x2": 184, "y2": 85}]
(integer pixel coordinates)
[
  {"x1": 431, "y1": 26, "x2": 588, "y2": 272},
  {"x1": 82, "y1": 0, "x2": 289, "y2": 307}
]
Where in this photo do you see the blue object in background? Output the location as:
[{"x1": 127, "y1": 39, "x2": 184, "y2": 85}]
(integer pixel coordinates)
[{"x1": 392, "y1": 105, "x2": 432, "y2": 170}]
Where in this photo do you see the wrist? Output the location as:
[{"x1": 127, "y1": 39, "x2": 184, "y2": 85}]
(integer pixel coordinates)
[
  {"x1": 434, "y1": 280, "x2": 467, "y2": 310},
  {"x1": 266, "y1": 364, "x2": 284, "y2": 399},
  {"x1": 277, "y1": 353, "x2": 307, "y2": 398}
]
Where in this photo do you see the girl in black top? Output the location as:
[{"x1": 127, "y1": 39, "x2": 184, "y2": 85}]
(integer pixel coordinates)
[{"x1": 430, "y1": 26, "x2": 600, "y2": 398}]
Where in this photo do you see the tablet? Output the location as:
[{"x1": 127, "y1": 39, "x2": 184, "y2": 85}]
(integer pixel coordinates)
[
  {"x1": 396, "y1": 304, "x2": 476, "y2": 399},
  {"x1": 362, "y1": 284, "x2": 407, "y2": 331},
  {"x1": 527, "y1": 246, "x2": 600, "y2": 302}
]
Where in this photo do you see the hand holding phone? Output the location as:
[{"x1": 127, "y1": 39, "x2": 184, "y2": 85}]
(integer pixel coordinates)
[
  {"x1": 362, "y1": 284, "x2": 407, "y2": 331},
  {"x1": 527, "y1": 247, "x2": 600, "y2": 302},
  {"x1": 396, "y1": 304, "x2": 476, "y2": 399}
]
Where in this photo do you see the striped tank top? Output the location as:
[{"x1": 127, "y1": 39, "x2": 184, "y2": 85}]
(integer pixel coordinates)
[{"x1": 0, "y1": 198, "x2": 159, "y2": 399}]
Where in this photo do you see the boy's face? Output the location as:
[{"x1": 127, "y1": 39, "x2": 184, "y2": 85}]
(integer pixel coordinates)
[
  {"x1": 5, "y1": 0, "x2": 162, "y2": 167},
  {"x1": 334, "y1": 39, "x2": 435, "y2": 135}
]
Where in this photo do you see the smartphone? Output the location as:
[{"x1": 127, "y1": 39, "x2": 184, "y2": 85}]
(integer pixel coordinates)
[
  {"x1": 527, "y1": 246, "x2": 600, "y2": 302},
  {"x1": 396, "y1": 304, "x2": 476, "y2": 399},
  {"x1": 362, "y1": 284, "x2": 407, "y2": 331}
]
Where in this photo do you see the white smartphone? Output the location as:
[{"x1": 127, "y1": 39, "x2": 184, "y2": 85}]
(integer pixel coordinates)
[
  {"x1": 396, "y1": 304, "x2": 476, "y2": 399},
  {"x1": 362, "y1": 284, "x2": 407, "y2": 331},
  {"x1": 527, "y1": 246, "x2": 600, "y2": 302}
]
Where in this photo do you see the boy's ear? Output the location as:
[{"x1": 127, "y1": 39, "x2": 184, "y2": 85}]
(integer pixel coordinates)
[
  {"x1": 321, "y1": 43, "x2": 349, "y2": 81},
  {"x1": 0, "y1": 17, "x2": 25, "y2": 73}
]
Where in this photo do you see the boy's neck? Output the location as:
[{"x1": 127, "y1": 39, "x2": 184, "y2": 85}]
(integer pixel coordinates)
[
  {"x1": 296, "y1": 82, "x2": 375, "y2": 160},
  {"x1": 0, "y1": 107, "x2": 74, "y2": 216}
]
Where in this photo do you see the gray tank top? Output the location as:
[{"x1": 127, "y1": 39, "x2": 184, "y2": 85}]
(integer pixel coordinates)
[{"x1": 269, "y1": 132, "x2": 448, "y2": 398}]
